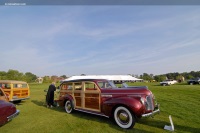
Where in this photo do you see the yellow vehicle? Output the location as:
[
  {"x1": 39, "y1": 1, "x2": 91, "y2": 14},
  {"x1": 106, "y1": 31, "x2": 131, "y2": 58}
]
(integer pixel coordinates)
[
  {"x1": 0, "y1": 80, "x2": 30, "y2": 102},
  {"x1": 0, "y1": 88, "x2": 8, "y2": 102}
]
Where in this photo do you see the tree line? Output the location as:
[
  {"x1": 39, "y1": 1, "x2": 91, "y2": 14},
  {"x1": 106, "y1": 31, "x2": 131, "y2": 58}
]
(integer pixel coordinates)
[
  {"x1": 0, "y1": 69, "x2": 200, "y2": 83},
  {"x1": 139, "y1": 71, "x2": 200, "y2": 82},
  {"x1": 0, "y1": 69, "x2": 37, "y2": 83},
  {"x1": 0, "y1": 69, "x2": 67, "y2": 83}
]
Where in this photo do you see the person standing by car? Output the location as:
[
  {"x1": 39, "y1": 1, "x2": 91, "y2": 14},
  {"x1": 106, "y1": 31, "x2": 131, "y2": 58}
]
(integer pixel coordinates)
[{"x1": 46, "y1": 82, "x2": 56, "y2": 108}]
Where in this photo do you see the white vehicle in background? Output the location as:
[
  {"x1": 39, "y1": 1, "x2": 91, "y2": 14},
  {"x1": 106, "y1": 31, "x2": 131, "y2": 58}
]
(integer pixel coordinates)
[{"x1": 160, "y1": 79, "x2": 177, "y2": 86}]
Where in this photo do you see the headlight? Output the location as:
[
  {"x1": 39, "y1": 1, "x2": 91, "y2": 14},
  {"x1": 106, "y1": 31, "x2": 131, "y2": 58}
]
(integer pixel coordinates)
[{"x1": 140, "y1": 97, "x2": 145, "y2": 105}]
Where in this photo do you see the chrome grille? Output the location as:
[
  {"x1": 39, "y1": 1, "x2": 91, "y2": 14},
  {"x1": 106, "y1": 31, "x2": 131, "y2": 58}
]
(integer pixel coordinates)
[{"x1": 146, "y1": 95, "x2": 154, "y2": 110}]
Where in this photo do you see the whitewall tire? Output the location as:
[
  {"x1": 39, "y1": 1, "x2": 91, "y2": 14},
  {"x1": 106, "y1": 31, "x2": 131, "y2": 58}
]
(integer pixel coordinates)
[
  {"x1": 65, "y1": 100, "x2": 73, "y2": 113},
  {"x1": 114, "y1": 106, "x2": 135, "y2": 129}
]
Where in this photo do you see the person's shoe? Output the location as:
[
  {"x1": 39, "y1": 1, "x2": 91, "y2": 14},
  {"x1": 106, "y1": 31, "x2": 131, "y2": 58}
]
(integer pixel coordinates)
[
  {"x1": 50, "y1": 105, "x2": 53, "y2": 108},
  {"x1": 47, "y1": 105, "x2": 50, "y2": 108}
]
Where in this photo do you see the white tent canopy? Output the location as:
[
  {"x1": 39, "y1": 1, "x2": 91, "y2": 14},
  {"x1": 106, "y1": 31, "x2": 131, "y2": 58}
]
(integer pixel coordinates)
[{"x1": 64, "y1": 75, "x2": 143, "y2": 82}]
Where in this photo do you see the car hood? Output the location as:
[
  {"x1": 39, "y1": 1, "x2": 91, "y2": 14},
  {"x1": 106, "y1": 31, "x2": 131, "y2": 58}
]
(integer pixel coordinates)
[
  {"x1": 101, "y1": 86, "x2": 152, "y2": 96},
  {"x1": 0, "y1": 100, "x2": 16, "y2": 116}
]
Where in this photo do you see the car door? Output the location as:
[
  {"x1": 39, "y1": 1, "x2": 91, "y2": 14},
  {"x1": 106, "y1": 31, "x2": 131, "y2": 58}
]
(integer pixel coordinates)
[
  {"x1": 74, "y1": 82, "x2": 83, "y2": 108},
  {"x1": 84, "y1": 82, "x2": 100, "y2": 112}
]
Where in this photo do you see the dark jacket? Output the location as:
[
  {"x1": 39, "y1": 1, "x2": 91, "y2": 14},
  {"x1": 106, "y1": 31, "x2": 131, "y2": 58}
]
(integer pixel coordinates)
[{"x1": 46, "y1": 84, "x2": 56, "y2": 106}]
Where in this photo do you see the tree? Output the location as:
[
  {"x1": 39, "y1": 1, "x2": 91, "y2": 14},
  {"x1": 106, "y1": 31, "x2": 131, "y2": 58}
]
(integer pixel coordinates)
[
  {"x1": 0, "y1": 71, "x2": 7, "y2": 80},
  {"x1": 154, "y1": 75, "x2": 166, "y2": 82},
  {"x1": 43, "y1": 76, "x2": 52, "y2": 83},
  {"x1": 141, "y1": 73, "x2": 153, "y2": 81},
  {"x1": 25, "y1": 72, "x2": 37, "y2": 83},
  {"x1": 60, "y1": 75, "x2": 67, "y2": 79},
  {"x1": 6, "y1": 69, "x2": 25, "y2": 81}
]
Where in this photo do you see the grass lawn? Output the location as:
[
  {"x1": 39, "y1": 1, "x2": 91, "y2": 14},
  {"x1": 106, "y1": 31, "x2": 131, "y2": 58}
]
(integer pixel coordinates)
[{"x1": 1, "y1": 82, "x2": 200, "y2": 133}]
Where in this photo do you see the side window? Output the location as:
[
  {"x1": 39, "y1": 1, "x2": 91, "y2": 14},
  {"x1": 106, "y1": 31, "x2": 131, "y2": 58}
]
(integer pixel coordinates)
[
  {"x1": 13, "y1": 84, "x2": 18, "y2": 88},
  {"x1": 85, "y1": 82, "x2": 97, "y2": 91},
  {"x1": 6, "y1": 84, "x2": 11, "y2": 89},
  {"x1": 22, "y1": 84, "x2": 28, "y2": 88},
  {"x1": 1, "y1": 83, "x2": 11, "y2": 89},
  {"x1": 13, "y1": 84, "x2": 22, "y2": 88},
  {"x1": 61, "y1": 83, "x2": 73, "y2": 90},
  {"x1": 74, "y1": 82, "x2": 82, "y2": 90}
]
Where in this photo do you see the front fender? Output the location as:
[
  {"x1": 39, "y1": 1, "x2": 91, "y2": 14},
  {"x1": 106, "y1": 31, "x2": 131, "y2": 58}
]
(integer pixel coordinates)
[{"x1": 102, "y1": 97, "x2": 144, "y2": 117}]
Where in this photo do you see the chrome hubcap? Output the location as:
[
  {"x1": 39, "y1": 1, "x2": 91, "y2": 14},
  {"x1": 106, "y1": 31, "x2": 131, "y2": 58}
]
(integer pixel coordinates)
[
  {"x1": 117, "y1": 111, "x2": 129, "y2": 124},
  {"x1": 119, "y1": 112, "x2": 128, "y2": 121},
  {"x1": 67, "y1": 104, "x2": 71, "y2": 110}
]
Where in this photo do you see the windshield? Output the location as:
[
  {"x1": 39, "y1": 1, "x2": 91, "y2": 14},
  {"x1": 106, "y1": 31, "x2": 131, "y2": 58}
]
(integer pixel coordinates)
[
  {"x1": 122, "y1": 82, "x2": 129, "y2": 88},
  {"x1": 97, "y1": 81, "x2": 116, "y2": 89}
]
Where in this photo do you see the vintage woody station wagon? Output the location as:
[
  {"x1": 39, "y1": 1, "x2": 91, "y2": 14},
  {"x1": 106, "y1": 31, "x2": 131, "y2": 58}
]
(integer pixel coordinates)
[
  {"x1": 57, "y1": 79, "x2": 160, "y2": 129},
  {"x1": 0, "y1": 80, "x2": 30, "y2": 102}
]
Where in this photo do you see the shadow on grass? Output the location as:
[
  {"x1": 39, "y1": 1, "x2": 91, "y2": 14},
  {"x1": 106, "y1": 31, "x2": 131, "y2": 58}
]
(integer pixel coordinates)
[
  {"x1": 13, "y1": 100, "x2": 26, "y2": 106},
  {"x1": 138, "y1": 118, "x2": 200, "y2": 133},
  {"x1": 31, "y1": 100, "x2": 65, "y2": 112},
  {"x1": 31, "y1": 100, "x2": 46, "y2": 107},
  {"x1": 33, "y1": 99, "x2": 200, "y2": 132},
  {"x1": 31, "y1": 100, "x2": 154, "y2": 132},
  {"x1": 175, "y1": 124, "x2": 200, "y2": 133},
  {"x1": 31, "y1": 100, "x2": 200, "y2": 132},
  {"x1": 70, "y1": 111, "x2": 154, "y2": 132},
  {"x1": 152, "y1": 83, "x2": 190, "y2": 86},
  {"x1": 138, "y1": 119, "x2": 167, "y2": 129}
]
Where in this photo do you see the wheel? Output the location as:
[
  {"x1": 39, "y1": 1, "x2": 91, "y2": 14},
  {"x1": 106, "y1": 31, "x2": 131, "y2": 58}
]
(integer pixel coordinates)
[
  {"x1": 64, "y1": 100, "x2": 73, "y2": 113},
  {"x1": 114, "y1": 106, "x2": 135, "y2": 129}
]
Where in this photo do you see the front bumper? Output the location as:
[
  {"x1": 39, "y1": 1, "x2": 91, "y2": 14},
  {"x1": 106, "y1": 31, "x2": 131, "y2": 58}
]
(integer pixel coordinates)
[
  {"x1": 7, "y1": 109, "x2": 20, "y2": 121},
  {"x1": 142, "y1": 105, "x2": 160, "y2": 118}
]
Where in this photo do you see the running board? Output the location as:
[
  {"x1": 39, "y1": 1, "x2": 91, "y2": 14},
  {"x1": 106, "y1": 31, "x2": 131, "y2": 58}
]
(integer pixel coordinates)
[{"x1": 74, "y1": 108, "x2": 109, "y2": 118}]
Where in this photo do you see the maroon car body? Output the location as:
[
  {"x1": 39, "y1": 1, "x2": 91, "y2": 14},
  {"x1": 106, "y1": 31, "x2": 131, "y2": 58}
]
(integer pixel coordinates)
[
  {"x1": 57, "y1": 79, "x2": 159, "y2": 129},
  {"x1": 0, "y1": 88, "x2": 19, "y2": 126}
]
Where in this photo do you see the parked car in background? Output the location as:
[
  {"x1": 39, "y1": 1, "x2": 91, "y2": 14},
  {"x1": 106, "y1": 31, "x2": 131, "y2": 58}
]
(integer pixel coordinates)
[
  {"x1": 0, "y1": 87, "x2": 20, "y2": 126},
  {"x1": 0, "y1": 80, "x2": 30, "y2": 103},
  {"x1": 57, "y1": 79, "x2": 160, "y2": 129},
  {"x1": 187, "y1": 78, "x2": 200, "y2": 85},
  {"x1": 0, "y1": 100, "x2": 20, "y2": 126},
  {"x1": 160, "y1": 79, "x2": 177, "y2": 86}
]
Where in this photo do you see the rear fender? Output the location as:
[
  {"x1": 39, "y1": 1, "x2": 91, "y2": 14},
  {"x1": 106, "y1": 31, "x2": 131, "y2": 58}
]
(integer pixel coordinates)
[{"x1": 63, "y1": 94, "x2": 74, "y2": 109}]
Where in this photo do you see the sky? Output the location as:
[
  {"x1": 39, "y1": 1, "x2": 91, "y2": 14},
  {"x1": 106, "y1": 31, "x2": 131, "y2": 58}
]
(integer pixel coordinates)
[{"x1": 0, "y1": 6, "x2": 200, "y2": 77}]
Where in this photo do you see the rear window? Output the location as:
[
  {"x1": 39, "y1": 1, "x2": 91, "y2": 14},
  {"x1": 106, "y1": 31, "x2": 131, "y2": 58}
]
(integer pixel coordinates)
[{"x1": 13, "y1": 83, "x2": 28, "y2": 88}]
